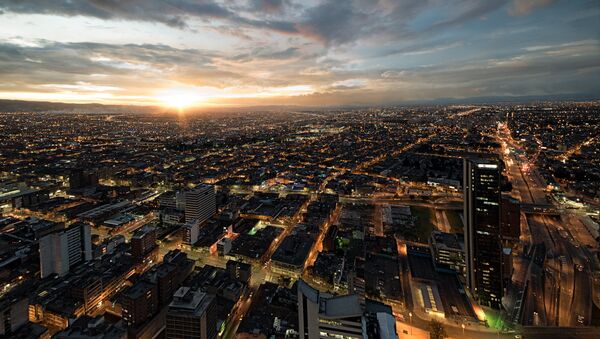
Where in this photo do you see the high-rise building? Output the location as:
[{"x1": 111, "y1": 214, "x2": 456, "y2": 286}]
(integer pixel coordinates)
[
  {"x1": 39, "y1": 222, "x2": 92, "y2": 278},
  {"x1": 150, "y1": 250, "x2": 195, "y2": 306},
  {"x1": 121, "y1": 281, "x2": 158, "y2": 328},
  {"x1": 463, "y1": 157, "x2": 503, "y2": 309},
  {"x1": 165, "y1": 287, "x2": 217, "y2": 339},
  {"x1": 184, "y1": 185, "x2": 216, "y2": 224},
  {"x1": 500, "y1": 195, "x2": 521, "y2": 241},
  {"x1": 131, "y1": 225, "x2": 157, "y2": 262}
]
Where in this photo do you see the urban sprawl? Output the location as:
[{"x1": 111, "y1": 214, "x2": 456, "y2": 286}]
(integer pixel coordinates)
[{"x1": 0, "y1": 103, "x2": 599, "y2": 339}]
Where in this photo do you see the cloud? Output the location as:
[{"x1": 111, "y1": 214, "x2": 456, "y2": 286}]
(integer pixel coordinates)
[
  {"x1": 381, "y1": 41, "x2": 464, "y2": 57},
  {"x1": 330, "y1": 78, "x2": 367, "y2": 90},
  {"x1": 375, "y1": 45, "x2": 600, "y2": 98},
  {"x1": 295, "y1": 1, "x2": 371, "y2": 45},
  {"x1": 0, "y1": 0, "x2": 298, "y2": 34},
  {"x1": 509, "y1": 0, "x2": 554, "y2": 16},
  {"x1": 0, "y1": 0, "x2": 513, "y2": 46},
  {"x1": 250, "y1": 0, "x2": 287, "y2": 13},
  {"x1": 0, "y1": 40, "x2": 215, "y2": 89},
  {"x1": 231, "y1": 47, "x2": 301, "y2": 62},
  {"x1": 422, "y1": 0, "x2": 506, "y2": 33},
  {"x1": 0, "y1": 1, "x2": 598, "y2": 106}
]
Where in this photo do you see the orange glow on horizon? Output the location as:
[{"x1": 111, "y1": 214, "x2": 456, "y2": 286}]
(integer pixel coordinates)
[{"x1": 156, "y1": 88, "x2": 206, "y2": 110}]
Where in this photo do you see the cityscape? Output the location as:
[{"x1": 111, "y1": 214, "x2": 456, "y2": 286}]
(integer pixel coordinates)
[{"x1": 1, "y1": 1, "x2": 600, "y2": 339}]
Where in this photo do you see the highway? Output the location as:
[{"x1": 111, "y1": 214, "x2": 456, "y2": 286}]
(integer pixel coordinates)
[{"x1": 498, "y1": 122, "x2": 596, "y2": 328}]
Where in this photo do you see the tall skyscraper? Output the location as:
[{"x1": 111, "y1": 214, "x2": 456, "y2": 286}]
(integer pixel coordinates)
[
  {"x1": 184, "y1": 185, "x2": 216, "y2": 224},
  {"x1": 39, "y1": 222, "x2": 92, "y2": 278},
  {"x1": 165, "y1": 287, "x2": 217, "y2": 339},
  {"x1": 463, "y1": 157, "x2": 503, "y2": 309},
  {"x1": 500, "y1": 195, "x2": 521, "y2": 242}
]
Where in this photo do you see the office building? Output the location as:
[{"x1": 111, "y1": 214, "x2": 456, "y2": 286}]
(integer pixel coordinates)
[
  {"x1": 121, "y1": 281, "x2": 158, "y2": 328},
  {"x1": 298, "y1": 280, "x2": 365, "y2": 339},
  {"x1": 226, "y1": 260, "x2": 251, "y2": 284},
  {"x1": 0, "y1": 297, "x2": 28, "y2": 336},
  {"x1": 70, "y1": 275, "x2": 103, "y2": 315},
  {"x1": 463, "y1": 157, "x2": 503, "y2": 309},
  {"x1": 429, "y1": 230, "x2": 466, "y2": 278},
  {"x1": 165, "y1": 287, "x2": 217, "y2": 339},
  {"x1": 182, "y1": 219, "x2": 201, "y2": 246},
  {"x1": 153, "y1": 250, "x2": 195, "y2": 306},
  {"x1": 500, "y1": 195, "x2": 521, "y2": 241},
  {"x1": 39, "y1": 222, "x2": 92, "y2": 278},
  {"x1": 184, "y1": 185, "x2": 216, "y2": 224},
  {"x1": 158, "y1": 191, "x2": 185, "y2": 211},
  {"x1": 131, "y1": 225, "x2": 157, "y2": 261}
]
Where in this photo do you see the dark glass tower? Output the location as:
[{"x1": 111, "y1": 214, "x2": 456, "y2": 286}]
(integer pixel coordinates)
[{"x1": 464, "y1": 157, "x2": 503, "y2": 309}]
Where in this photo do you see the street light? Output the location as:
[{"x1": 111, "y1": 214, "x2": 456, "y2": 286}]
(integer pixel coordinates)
[
  {"x1": 461, "y1": 323, "x2": 465, "y2": 335},
  {"x1": 409, "y1": 312, "x2": 413, "y2": 336}
]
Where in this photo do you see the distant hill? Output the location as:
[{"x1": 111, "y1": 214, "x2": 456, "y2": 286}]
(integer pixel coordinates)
[
  {"x1": 399, "y1": 93, "x2": 600, "y2": 105},
  {"x1": 0, "y1": 93, "x2": 597, "y2": 114},
  {"x1": 0, "y1": 99, "x2": 314, "y2": 114},
  {"x1": 0, "y1": 99, "x2": 156, "y2": 114}
]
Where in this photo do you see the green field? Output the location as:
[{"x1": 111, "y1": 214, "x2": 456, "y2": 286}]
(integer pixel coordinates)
[
  {"x1": 445, "y1": 210, "x2": 464, "y2": 233},
  {"x1": 410, "y1": 206, "x2": 436, "y2": 243}
]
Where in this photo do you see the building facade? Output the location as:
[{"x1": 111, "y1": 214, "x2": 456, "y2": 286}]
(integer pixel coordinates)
[
  {"x1": 165, "y1": 287, "x2": 216, "y2": 339},
  {"x1": 463, "y1": 157, "x2": 503, "y2": 309},
  {"x1": 39, "y1": 222, "x2": 92, "y2": 278},
  {"x1": 184, "y1": 185, "x2": 216, "y2": 224},
  {"x1": 131, "y1": 226, "x2": 157, "y2": 261},
  {"x1": 429, "y1": 230, "x2": 466, "y2": 279},
  {"x1": 121, "y1": 281, "x2": 158, "y2": 328},
  {"x1": 298, "y1": 280, "x2": 366, "y2": 339}
]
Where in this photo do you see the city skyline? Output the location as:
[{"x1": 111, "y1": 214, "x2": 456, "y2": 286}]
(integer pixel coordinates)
[
  {"x1": 1, "y1": 2, "x2": 600, "y2": 339},
  {"x1": 1, "y1": 0, "x2": 599, "y2": 108},
  {"x1": 1, "y1": 103, "x2": 599, "y2": 338}
]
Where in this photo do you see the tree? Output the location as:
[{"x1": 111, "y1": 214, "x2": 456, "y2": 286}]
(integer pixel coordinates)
[{"x1": 428, "y1": 319, "x2": 447, "y2": 339}]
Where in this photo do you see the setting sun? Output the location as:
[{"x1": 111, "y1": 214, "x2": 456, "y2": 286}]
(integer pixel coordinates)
[{"x1": 156, "y1": 88, "x2": 207, "y2": 109}]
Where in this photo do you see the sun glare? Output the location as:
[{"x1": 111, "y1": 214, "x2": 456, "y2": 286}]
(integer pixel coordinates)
[{"x1": 156, "y1": 88, "x2": 205, "y2": 109}]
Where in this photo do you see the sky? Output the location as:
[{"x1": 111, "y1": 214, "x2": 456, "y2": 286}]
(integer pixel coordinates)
[{"x1": 0, "y1": 0, "x2": 599, "y2": 108}]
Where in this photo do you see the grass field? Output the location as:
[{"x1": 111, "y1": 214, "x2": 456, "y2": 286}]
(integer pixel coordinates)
[
  {"x1": 445, "y1": 210, "x2": 464, "y2": 233},
  {"x1": 410, "y1": 206, "x2": 436, "y2": 243}
]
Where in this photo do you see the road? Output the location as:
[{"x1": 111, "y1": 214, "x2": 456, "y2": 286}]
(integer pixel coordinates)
[
  {"x1": 498, "y1": 122, "x2": 596, "y2": 327},
  {"x1": 498, "y1": 125, "x2": 548, "y2": 205}
]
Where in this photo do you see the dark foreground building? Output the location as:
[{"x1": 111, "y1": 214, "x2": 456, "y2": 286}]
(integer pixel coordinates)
[{"x1": 463, "y1": 157, "x2": 503, "y2": 309}]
